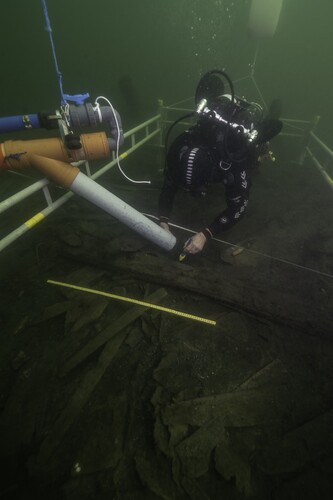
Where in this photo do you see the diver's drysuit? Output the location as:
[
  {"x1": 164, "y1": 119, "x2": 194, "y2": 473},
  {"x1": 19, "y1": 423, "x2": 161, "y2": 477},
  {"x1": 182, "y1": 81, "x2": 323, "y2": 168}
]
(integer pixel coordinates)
[{"x1": 158, "y1": 82, "x2": 282, "y2": 239}]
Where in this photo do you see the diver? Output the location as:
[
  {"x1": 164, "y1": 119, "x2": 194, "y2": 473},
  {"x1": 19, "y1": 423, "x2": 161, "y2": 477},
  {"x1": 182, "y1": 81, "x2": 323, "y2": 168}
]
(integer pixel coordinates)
[{"x1": 158, "y1": 70, "x2": 283, "y2": 255}]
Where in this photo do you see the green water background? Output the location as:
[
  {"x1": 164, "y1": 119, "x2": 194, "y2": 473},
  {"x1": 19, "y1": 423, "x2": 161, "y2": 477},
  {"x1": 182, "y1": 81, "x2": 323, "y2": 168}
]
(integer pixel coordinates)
[{"x1": 0, "y1": 0, "x2": 332, "y2": 143}]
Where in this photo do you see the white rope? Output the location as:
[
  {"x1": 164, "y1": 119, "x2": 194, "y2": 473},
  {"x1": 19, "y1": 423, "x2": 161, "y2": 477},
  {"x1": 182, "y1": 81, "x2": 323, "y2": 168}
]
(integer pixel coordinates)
[{"x1": 142, "y1": 213, "x2": 333, "y2": 280}]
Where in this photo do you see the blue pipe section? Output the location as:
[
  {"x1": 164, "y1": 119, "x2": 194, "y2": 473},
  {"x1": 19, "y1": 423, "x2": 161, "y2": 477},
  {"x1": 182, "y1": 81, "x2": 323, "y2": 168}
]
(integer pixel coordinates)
[
  {"x1": 0, "y1": 104, "x2": 124, "y2": 150},
  {"x1": 0, "y1": 114, "x2": 41, "y2": 133}
]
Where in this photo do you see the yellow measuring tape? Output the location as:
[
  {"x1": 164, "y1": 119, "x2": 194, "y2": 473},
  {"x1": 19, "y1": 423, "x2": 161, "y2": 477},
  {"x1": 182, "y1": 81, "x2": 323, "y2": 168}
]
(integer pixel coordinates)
[{"x1": 47, "y1": 280, "x2": 216, "y2": 326}]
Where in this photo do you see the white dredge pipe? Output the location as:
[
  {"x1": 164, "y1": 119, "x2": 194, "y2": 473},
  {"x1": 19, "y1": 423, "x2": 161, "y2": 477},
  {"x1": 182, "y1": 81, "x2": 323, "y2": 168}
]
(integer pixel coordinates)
[{"x1": 70, "y1": 172, "x2": 176, "y2": 251}]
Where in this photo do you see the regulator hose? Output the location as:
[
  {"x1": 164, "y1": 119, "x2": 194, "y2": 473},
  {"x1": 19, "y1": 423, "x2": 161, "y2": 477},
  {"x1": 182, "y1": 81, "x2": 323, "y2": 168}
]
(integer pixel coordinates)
[{"x1": 195, "y1": 69, "x2": 235, "y2": 104}]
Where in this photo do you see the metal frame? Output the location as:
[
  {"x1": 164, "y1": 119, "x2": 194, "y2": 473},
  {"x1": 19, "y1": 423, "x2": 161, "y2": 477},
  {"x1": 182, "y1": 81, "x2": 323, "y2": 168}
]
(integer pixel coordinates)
[
  {"x1": 306, "y1": 132, "x2": 333, "y2": 191},
  {"x1": 0, "y1": 115, "x2": 161, "y2": 253},
  {"x1": 158, "y1": 50, "x2": 333, "y2": 193}
]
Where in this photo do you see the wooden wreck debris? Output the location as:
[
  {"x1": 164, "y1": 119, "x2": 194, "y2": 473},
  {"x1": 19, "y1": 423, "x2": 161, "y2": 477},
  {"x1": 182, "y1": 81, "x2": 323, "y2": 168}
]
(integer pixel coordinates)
[
  {"x1": 35, "y1": 288, "x2": 168, "y2": 467},
  {"x1": 61, "y1": 288, "x2": 168, "y2": 376},
  {"x1": 175, "y1": 417, "x2": 225, "y2": 478},
  {"x1": 215, "y1": 432, "x2": 253, "y2": 497},
  {"x1": 235, "y1": 358, "x2": 288, "y2": 391},
  {"x1": 153, "y1": 322, "x2": 280, "y2": 401},
  {"x1": 162, "y1": 387, "x2": 292, "y2": 428},
  {"x1": 135, "y1": 453, "x2": 187, "y2": 500},
  {"x1": 181, "y1": 476, "x2": 212, "y2": 500},
  {"x1": 58, "y1": 267, "x2": 106, "y2": 297},
  {"x1": 62, "y1": 245, "x2": 333, "y2": 335},
  {"x1": 153, "y1": 349, "x2": 204, "y2": 398},
  {"x1": 153, "y1": 412, "x2": 171, "y2": 458},
  {"x1": 168, "y1": 424, "x2": 189, "y2": 455},
  {"x1": 11, "y1": 350, "x2": 30, "y2": 371},
  {"x1": 0, "y1": 352, "x2": 56, "y2": 457},
  {"x1": 12, "y1": 315, "x2": 29, "y2": 335},
  {"x1": 69, "y1": 396, "x2": 128, "y2": 475},
  {"x1": 68, "y1": 296, "x2": 109, "y2": 333},
  {"x1": 269, "y1": 454, "x2": 333, "y2": 500},
  {"x1": 37, "y1": 301, "x2": 71, "y2": 323},
  {"x1": 253, "y1": 409, "x2": 333, "y2": 475},
  {"x1": 38, "y1": 266, "x2": 110, "y2": 333}
]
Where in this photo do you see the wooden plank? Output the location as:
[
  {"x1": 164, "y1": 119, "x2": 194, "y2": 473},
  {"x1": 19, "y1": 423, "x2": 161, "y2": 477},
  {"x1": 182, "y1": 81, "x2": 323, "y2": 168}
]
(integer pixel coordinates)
[
  {"x1": 60, "y1": 246, "x2": 333, "y2": 335},
  {"x1": 60, "y1": 288, "x2": 168, "y2": 376},
  {"x1": 162, "y1": 387, "x2": 292, "y2": 428},
  {"x1": 107, "y1": 253, "x2": 333, "y2": 336},
  {"x1": 175, "y1": 417, "x2": 225, "y2": 478},
  {"x1": 254, "y1": 409, "x2": 333, "y2": 475},
  {"x1": 35, "y1": 288, "x2": 168, "y2": 466}
]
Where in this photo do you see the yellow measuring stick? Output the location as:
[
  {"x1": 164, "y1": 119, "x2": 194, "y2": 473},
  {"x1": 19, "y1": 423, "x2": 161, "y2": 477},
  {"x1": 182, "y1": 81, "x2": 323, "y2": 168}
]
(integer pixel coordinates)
[{"x1": 47, "y1": 279, "x2": 216, "y2": 326}]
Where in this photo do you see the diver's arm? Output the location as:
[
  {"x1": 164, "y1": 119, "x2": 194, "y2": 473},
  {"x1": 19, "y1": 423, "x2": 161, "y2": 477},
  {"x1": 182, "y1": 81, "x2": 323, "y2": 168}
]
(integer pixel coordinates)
[
  {"x1": 205, "y1": 194, "x2": 249, "y2": 237},
  {"x1": 184, "y1": 188, "x2": 249, "y2": 254},
  {"x1": 204, "y1": 167, "x2": 250, "y2": 237}
]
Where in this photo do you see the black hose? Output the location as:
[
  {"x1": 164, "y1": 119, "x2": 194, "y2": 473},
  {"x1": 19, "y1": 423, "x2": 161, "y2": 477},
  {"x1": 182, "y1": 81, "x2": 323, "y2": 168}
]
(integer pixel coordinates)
[
  {"x1": 195, "y1": 69, "x2": 235, "y2": 104},
  {"x1": 164, "y1": 112, "x2": 195, "y2": 171},
  {"x1": 164, "y1": 69, "x2": 238, "y2": 173}
]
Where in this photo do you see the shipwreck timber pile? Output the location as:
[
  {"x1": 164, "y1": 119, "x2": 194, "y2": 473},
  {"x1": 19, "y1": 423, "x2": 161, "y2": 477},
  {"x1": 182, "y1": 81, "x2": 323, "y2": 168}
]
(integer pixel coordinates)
[
  {"x1": 0, "y1": 206, "x2": 333, "y2": 499},
  {"x1": 0, "y1": 150, "x2": 333, "y2": 499}
]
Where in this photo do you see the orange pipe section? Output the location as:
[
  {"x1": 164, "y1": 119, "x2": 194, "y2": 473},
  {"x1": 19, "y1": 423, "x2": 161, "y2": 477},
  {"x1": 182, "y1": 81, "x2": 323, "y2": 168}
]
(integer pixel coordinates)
[
  {"x1": 1, "y1": 137, "x2": 70, "y2": 168},
  {"x1": 0, "y1": 131, "x2": 110, "y2": 170},
  {"x1": 29, "y1": 154, "x2": 80, "y2": 189},
  {"x1": 0, "y1": 143, "x2": 5, "y2": 168},
  {"x1": 0, "y1": 131, "x2": 110, "y2": 189},
  {"x1": 79, "y1": 132, "x2": 111, "y2": 162}
]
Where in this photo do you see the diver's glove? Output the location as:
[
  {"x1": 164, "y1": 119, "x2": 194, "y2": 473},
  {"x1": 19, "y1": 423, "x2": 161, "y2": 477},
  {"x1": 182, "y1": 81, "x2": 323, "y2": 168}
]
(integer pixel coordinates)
[{"x1": 183, "y1": 232, "x2": 207, "y2": 255}]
